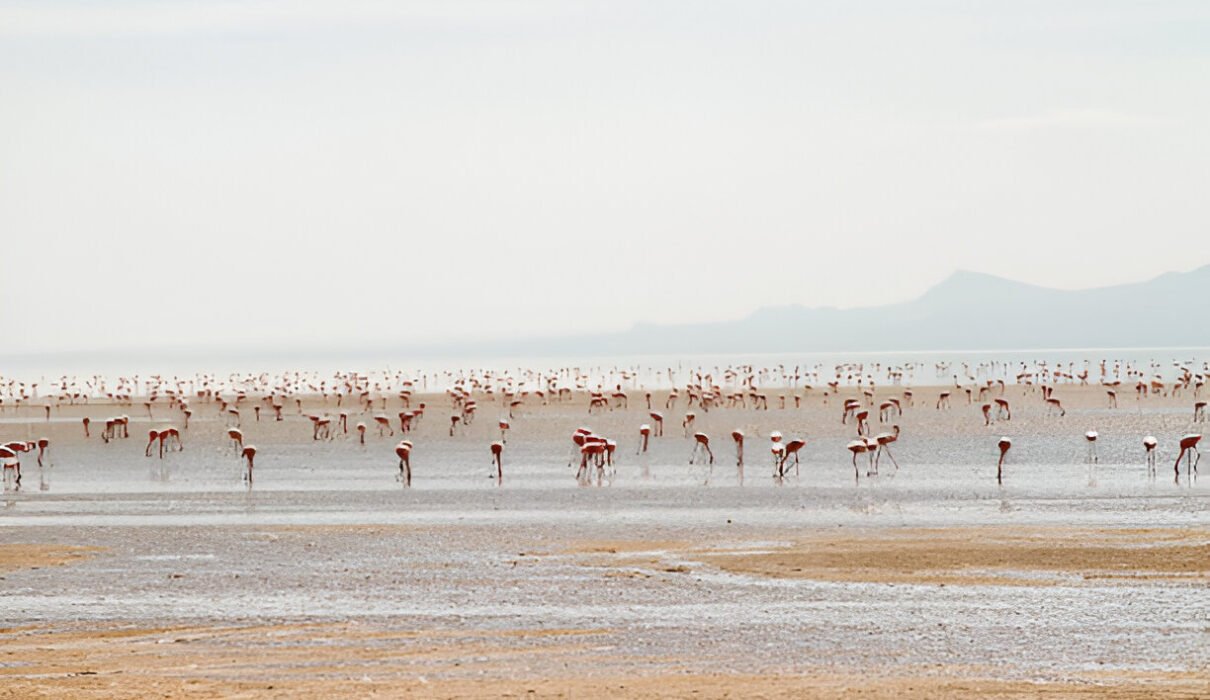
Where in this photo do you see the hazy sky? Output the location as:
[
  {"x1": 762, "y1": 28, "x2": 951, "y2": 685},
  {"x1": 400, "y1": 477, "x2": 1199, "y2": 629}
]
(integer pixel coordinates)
[{"x1": 2, "y1": 1, "x2": 1208, "y2": 353}]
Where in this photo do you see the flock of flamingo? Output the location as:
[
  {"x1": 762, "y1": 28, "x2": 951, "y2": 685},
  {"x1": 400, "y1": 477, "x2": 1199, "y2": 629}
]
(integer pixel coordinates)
[{"x1": 1, "y1": 357, "x2": 1206, "y2": 489}]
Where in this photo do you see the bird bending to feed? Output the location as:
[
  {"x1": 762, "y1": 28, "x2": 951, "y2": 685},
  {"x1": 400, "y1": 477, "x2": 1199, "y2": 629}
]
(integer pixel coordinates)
[{"x1": 996, "y1": 437, "x2": 1012, "y2": 485}]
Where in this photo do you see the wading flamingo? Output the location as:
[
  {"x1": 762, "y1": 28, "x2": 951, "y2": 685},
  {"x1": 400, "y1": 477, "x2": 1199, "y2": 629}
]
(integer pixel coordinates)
[
  {"x1": 490, "y1": 441, "x2": 504, "y2": 482},
  {"x1": 241, "y1": 445, "x2": 257, "y2": 483},
  {"x1": 689, "y1": 432, "x2": 714, "y2": 465},
  {"x1": 395, "y1": 440, "x2": 412, "y2": 486},
  {"x1": 0, "y1": 446, "x2": 19, "y2": 484},
  {"x1": 1085, "y1": 430, "x2": 1098, "y2": 464},
  {"x1": 1143, "y1": 435, "x2": 1158, "y2": 476},
  {"x1": 873, "y1": 426, "x2": 900, "y2": 471},
  {"x1": 846, "y1": 439, "x2": 871, "y2": 480},
  {"x1": 1174, "y1": 434, "x2": 1201, "y2": 481},
  {"x1": 996, "y1": 437, "x2": 1012, "y2": 484},
  {"x1": 731, "y1": 429, "x2": 744, "y2": 467},
  {"x1": 145, "y1": 429, "x2": 161, "y2": 457},
  {"x1": 779, "y1": 438, "x2": 806, "y2": 476}
]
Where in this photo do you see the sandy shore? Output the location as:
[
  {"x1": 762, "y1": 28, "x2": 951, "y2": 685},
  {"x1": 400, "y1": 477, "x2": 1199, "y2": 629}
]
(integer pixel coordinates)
[
  {"x1": 0, "y1": 544, "x2": 99, "y2": 575},
  {"x1": 2, "y1": 621, "x2": 1206, "y2": 699}
]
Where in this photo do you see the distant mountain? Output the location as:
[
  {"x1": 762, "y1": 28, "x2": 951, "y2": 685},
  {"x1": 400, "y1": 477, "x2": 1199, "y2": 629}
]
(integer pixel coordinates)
[{"x1": 446, "y1": 265, "x2": 1210, "y2": 355}]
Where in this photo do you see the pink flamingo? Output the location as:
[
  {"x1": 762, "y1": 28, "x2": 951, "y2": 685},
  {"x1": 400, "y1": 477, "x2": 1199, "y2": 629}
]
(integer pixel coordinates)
[
  {"x1": 242, "y1": 445, "x2": 257, "y2": 483},
  {"x1": 1143, "y1": 435, "x2": 1158, "y2": 476},
  {"x1": 846, "y1": 439, "x2": 870, "y2": 480},
  {"x1": 648, "y1": 412, "x2": 664, "y2": 437},
  {"x1": 395, "y1": 440, "x2": 413, "y2": 486},
  {"x1": 490, "y1": 441, "x2": 504, "y2": 482},
  {"x1": 873, "y1": 426, "x2": 900, "y2": 471},
  {"x1": 779, "y1": 438, "x2": 806, "y2": 476},
  {"x1": 996, "y1": 437, "x2": 1012, "y2": 484},
  {"x1": 1174, "y1": 434, "x2": 1201, "y2": 481},
  {"x1": 689, "y1": 432, "x2": 713, "y2": 465}
]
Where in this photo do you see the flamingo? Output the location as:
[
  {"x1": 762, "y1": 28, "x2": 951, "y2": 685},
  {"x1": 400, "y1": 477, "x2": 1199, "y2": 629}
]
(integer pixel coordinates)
[
  {"x1": 854, "y1": 410, "x2": 870, "y2": 436},
  {"x1": 1143, "y1": 435, "x2": 1158, "y2": 476},
  {"x1": 770, "y1": 441, "x2": 785, "y2": 474},
  {"x1": 82, "y1": 416, "x2": 91, "y2": 438},
  {"x1": 731, "y1": 429, "x2": 744, "y2": 467},
  {"x1": 689, "y1": 432, "x2": 714, "y2": 465},
  {"x1": 779, "y1": 438, "x2": 806, "y2": 476},
  {"x1": 1085, "y1": 430, "x2": 1098, "y2": 464},
  {"x1": 873, "y1": 425, "x2": 900, "y2": 471},
  {"x1": 395, "y1": 440, "x2": 412, "y2": 486},
  {"x1": 1194, "y1": 402, "x2": 1206, "y2": 422},
  {"x1": 1174, "y1": 434, "x2": 1201, "y2": 481},
  {"x1": 682, "y1": 412, "x2": 696, "y2": 437},
  {"x1": 841, "y1": 399, "x2": 859, "y2": 424},
  {"x1": 449, "y1": 415, "x2": 461, "y2": 436},
  {"x1": 227, "y1": 428, "x2": 244, "y2": 453},
  {"x1": 241, "y1": 445, "x2": 256, "y2": 483},
  {"x1": 160, "y1": 427, "x2": 182, "y2": 453},
  {"x1": 374, "y1": 414, "x2": 394, "y2": 437},
  {"x1": 994, "y1": 398, "x2": 1011, "y2": 420},
  {"x1": 145, "y1": 429, "x2": 161, "y2": 458},
  {"x1": 0, "y1": 445, "x2": 19, "y2": 484},
  {"x1": 356, "y1": 422, "x2": 367, "y2": 444},
  {"x1": 648, "y1": 411, "x2": 664, "y2": 437},
  {"x1": 498, "y1": 418, "x2": 510, "y2": 443},
  {"x1": 845, "y1": 439, "x2": 871, "y2": 480},
  {"x1": 996, "y1": 437, "x2": 1012, "y2": 484},
  {"x1": 578, "y1": 439, "x2": 607, "y2": 480},
  {"x1": 35, "y1": 438, "x2": 50, "y2": 467},
  {"x1": 490, "y1": 441, "x2": 504, "y2": 482},
  {"x1": 637, "y1": 424, "x2": 651, "y2": 454}
]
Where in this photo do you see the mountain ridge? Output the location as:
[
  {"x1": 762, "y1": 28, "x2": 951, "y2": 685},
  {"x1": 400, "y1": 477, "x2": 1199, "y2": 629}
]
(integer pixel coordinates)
[{"x1": 453, "y1": 265, "x2": 1210, "y2": 355}]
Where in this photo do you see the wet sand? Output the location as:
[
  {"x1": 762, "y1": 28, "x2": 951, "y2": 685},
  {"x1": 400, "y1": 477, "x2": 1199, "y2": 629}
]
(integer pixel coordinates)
[
  {"x1": 0, "y1": 544, "x2": 99, "y2": 574},
  {"x1": 573, "y1": 527, "x2": 1210, "y2": 587},
  {"x1": 3, "y1": 380, "x2": 1209, "y2": 697}
]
